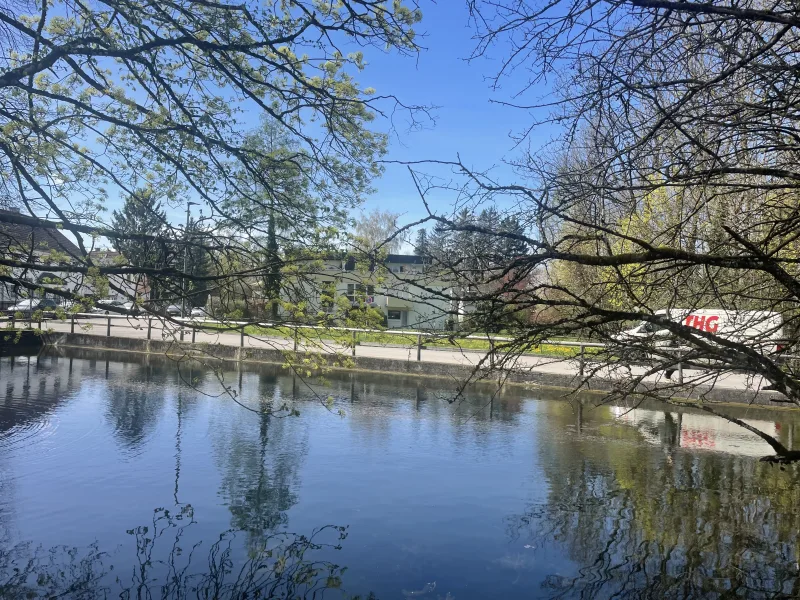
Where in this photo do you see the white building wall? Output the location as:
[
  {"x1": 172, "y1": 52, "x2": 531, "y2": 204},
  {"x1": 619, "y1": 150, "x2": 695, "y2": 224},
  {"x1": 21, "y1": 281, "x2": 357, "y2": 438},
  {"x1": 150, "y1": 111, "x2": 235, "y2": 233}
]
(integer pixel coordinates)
[{"x1": 281, "y1": 257, "x2": 452, "y2": 330}]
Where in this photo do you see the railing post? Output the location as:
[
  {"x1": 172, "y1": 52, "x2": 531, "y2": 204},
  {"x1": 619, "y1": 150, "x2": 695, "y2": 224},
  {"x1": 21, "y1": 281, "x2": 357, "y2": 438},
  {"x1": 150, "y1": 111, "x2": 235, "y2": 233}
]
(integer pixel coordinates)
[
  {"x1": 180, "y1": 317, "x2": 185, "y2": 342},
  {"x1": 489, "y1": 339, "x2": 495, "y2": 368},
  {"x1": 293, "y1": 327, "x2": 298, "y2": 352},
  {"x1": 417, "y1": 333, "x2": 422, "y2": 361},
  {"x1": 70, "y1": 314, "x2": 75, "y2": 334},
  {"x1": 106, "y1": 315, "x2": 111, "y2": 337},
  {"x1": 191, "y1": 326, "x2": 196, "y2": 344},
  {"x1": 677, "y1": 354, "x2": 684, "y2": 385},
  {"x1": 9, "y1": 314, "x2": 14, "y2": 329},
  {"x1": 352, "y1": 331, "x2": 356, "y2": 357},
  {"x1": 579, "y1": 343, "x2": 585, "y2": 377},
  {"x1": 147, "y1": 318, "x2": 152, "y2": 340},
  {"x1": 240, "y1": 327, "x2": 244, "y2": 348}
]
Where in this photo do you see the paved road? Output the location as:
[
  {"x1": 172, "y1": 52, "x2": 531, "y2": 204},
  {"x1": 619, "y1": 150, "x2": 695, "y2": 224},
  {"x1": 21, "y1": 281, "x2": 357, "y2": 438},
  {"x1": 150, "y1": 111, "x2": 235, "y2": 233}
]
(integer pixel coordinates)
[{"x1": 36, "y1": 316, "x2": 776, "y2": 395}]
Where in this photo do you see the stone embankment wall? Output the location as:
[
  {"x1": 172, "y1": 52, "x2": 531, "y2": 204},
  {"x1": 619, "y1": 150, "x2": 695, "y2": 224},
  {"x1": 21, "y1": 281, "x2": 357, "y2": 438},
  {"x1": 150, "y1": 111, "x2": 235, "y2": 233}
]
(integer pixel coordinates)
[{"x1": 43, "y1": 332, "x2": 791, "y2": 408}]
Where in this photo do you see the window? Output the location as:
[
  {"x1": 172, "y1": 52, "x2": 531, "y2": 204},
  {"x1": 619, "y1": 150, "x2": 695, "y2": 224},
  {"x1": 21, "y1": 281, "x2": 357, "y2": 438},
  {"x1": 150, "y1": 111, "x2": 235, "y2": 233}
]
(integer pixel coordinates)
[
  {"x1": 388, "y1": 310, "x2": 402, "y2": 320},
  {"x1": 346, "y1": 284, "x2": 374, "y2": 302},
  {"x1": 399, "y1": 265, "x2": 405, "y2": 273}
]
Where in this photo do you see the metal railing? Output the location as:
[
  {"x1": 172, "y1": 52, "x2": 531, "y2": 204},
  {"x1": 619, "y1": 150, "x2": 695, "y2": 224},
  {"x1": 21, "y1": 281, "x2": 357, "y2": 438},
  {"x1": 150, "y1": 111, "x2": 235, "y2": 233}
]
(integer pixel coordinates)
[
  {"x1": 0, "y1": 311, "x2": 604, "y2": 368},
  {"x1": 4, "y1": 311, "x2": 789, "y2": 384}
]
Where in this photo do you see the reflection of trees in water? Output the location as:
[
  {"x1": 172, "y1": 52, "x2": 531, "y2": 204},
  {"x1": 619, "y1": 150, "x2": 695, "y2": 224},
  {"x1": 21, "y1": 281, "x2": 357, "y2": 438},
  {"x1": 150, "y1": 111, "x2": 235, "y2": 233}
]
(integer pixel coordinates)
[
  {"x1": 510, "y1": 402, "x2": 800, "y2": 598},
  {"x1": 104, "y1": 379, "x2": 167, "y2": 449},
  {"x1": 0, "y1": 507, "x2": 357, "y2": 599},
  {"x1": 103, "y1": 362, "x2": 205, "y2": 452},
  {"x1": 212, "y1": 370, "x2": 308, "y2": 552}
]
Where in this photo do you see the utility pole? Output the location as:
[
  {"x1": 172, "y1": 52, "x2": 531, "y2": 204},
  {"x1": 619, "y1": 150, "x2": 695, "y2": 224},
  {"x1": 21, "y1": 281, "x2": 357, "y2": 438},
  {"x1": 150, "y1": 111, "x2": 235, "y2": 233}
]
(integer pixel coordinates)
[{"x1": 182, "y1": 201, "x2": 198, "y2": 319}]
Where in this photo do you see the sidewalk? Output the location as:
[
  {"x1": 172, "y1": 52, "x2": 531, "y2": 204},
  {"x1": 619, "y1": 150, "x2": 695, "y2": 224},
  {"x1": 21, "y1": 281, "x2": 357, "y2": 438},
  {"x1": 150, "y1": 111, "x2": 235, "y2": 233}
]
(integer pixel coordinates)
[{"x1": 38, "y1": 316, "x2": 785, "y2": 404}]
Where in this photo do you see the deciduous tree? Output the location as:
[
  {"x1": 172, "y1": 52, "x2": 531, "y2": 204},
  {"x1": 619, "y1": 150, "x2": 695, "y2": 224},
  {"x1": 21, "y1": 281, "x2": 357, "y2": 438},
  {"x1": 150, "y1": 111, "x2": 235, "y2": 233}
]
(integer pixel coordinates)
[{"x1": 405, "y1": 0, "x2": 800, "y2": 461}]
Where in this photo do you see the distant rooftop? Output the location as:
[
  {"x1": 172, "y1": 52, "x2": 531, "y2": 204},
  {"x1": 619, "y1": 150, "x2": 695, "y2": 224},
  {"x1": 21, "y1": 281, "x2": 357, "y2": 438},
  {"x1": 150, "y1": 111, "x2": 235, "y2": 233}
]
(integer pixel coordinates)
[
  {"x1": 89, "y1": 249, "x2": 122, "y2": 264},
  {"x1": 0, "y1": 209, "x2": 81, "y2": 258},
  {"x1": 385, "y1": 254, "x2": 426, "y2": 264}
]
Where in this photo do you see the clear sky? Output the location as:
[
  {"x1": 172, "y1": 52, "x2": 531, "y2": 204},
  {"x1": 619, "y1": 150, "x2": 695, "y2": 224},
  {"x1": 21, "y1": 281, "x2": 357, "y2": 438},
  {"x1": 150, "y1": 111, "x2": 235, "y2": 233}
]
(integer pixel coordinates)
[
  {"x1": 356, "y1": 2, "x2": 557, "y2": 228},
  {"x1": 131, "y1": 3, "x2": 559, "y2": 238}
]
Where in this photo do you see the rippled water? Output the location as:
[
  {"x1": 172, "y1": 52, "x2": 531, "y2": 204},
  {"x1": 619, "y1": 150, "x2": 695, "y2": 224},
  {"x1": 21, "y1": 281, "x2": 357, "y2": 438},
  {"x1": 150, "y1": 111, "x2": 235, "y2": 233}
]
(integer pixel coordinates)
[{"x1": 2, "y1": 349, "x2": 800, "y2": 599}]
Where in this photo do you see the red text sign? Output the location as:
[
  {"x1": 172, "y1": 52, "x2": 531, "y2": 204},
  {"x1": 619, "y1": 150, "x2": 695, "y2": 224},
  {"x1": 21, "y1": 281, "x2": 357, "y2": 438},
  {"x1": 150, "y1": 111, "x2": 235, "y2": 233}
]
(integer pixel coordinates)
[{"x1": 685, "y1": 314, "x2": 719, "y2": 333}]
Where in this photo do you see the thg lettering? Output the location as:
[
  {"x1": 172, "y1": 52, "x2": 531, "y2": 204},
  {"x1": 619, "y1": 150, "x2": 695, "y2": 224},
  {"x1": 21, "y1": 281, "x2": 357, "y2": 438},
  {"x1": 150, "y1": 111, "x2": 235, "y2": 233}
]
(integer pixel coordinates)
[{"x1": 685, "y1": 315, "x2": 719, "y2": 333}]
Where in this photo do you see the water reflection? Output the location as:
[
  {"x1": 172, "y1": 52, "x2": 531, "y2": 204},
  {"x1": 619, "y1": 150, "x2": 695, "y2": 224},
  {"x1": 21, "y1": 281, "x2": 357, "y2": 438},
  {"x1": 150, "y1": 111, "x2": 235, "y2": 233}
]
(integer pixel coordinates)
[
  {"x1": 3, "y1": 349, "x2": 800, "y2": 599},
  {"x1": 0, "y1": 507, "x2": 355, "y2": 599},
  {"x1": 609, "y1": 404, "x2": 783, "y2": 457},
  {"x1": 509, "y1": 400, "x2": 800, "y2": 598},
  {"x1": 0, "y1": 354, "x2": 75, "y2": 437},
  {"x1": 212, "y1": 369, "x2": 307, "y2": 552}
]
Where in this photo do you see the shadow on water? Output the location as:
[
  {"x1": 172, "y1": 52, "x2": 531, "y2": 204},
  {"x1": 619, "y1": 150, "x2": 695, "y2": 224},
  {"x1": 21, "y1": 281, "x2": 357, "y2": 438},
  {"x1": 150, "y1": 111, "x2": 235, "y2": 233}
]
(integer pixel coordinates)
[{"x1": 0, "y1": 507, "x2": 366, "y2": 599}]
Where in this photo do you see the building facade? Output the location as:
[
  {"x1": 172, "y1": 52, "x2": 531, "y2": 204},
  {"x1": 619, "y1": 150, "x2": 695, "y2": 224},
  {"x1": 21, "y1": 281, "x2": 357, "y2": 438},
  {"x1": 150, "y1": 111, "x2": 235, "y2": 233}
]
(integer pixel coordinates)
[
  {"x1": 0, "y1": 209, "x2": 147, "y2": 309},
  {"x1": 282, "y1": 253, "x2": 453, "y2": 330},
  {"x1": 0, "y1": 209, "x2": 82, "y2": 309}
]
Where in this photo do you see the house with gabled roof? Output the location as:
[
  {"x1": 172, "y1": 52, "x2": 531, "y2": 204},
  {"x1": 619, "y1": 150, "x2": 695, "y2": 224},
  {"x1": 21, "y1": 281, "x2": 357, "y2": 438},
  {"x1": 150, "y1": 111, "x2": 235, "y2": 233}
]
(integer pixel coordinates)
[
  {"x1": 0, "y1": 208, "x2": 83, "y2": 309},
  {"x1": 0, "y1": 209, "x2": 145, "y2": 309}
]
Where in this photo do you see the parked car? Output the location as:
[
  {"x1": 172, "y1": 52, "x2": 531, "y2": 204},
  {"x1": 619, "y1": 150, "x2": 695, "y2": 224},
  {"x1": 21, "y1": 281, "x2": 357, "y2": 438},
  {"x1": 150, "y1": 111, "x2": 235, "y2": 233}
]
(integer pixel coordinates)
[
  {"x1": 91, "y1": 299, "x2": 127, "y2": 315},
  {"x1": 6, "y1": 298, "x2": 59, "y2": 317},
  {"x1": 190, "y1": 307, "x2": 209, "y2": 319},
  {"x1": 121, "y1": 301, "x2": 141, "y2": 315},
  {"x1": 166, "y1": 304, "x2": 182, "y2": 316},
  {"x1": 62, "y1": 299, "x2": 101, "y2": 316}
]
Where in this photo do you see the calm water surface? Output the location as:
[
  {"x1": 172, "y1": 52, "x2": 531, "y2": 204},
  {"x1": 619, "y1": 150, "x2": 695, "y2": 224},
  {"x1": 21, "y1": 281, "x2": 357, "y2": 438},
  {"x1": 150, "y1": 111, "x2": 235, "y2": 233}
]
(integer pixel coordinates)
[{"x1": 1, "y1": 349, "x2": 800, "y2": 599}]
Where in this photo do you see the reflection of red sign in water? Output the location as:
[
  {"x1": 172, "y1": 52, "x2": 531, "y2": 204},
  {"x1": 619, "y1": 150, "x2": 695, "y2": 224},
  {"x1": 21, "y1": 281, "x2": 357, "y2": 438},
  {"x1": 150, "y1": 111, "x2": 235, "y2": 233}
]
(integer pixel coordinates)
[
  {"x1": 681, "y1": 429, "x2": 716, "y2": 449},
  {"x1": 685, "y1": 315, "x2": 720, "y2": 333}
]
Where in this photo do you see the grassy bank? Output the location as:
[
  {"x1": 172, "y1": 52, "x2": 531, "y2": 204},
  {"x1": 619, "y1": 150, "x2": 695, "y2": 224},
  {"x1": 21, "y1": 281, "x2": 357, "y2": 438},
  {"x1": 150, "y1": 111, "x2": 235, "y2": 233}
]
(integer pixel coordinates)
[{"x1": 197, "y1": 321, "x2": 588, "y2": 358}]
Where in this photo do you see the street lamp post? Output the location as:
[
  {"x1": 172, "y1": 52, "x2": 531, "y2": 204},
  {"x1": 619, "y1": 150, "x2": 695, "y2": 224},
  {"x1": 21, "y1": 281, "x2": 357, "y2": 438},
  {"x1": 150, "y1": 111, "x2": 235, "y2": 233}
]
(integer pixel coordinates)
[{"x1": 182, "y1": 201, "x2": 198, "y2": 321}]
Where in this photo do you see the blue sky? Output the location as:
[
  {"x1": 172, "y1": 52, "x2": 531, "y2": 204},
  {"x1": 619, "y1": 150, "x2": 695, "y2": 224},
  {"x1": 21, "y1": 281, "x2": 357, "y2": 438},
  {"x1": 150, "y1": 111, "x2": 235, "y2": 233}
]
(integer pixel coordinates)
[
  {"x1": 131, "y1": 3, "x2": 559, "y2": 236},
  {"x1": 357, "y1": 3, "x2": 557, "y2": 227}
]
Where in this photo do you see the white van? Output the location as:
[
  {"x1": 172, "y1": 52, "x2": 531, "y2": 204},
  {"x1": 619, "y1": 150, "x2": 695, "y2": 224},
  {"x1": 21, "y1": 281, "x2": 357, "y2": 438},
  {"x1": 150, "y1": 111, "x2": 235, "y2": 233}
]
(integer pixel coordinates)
[{"x1": 616, "y1": 309, "x2": 785, "y2": 354}]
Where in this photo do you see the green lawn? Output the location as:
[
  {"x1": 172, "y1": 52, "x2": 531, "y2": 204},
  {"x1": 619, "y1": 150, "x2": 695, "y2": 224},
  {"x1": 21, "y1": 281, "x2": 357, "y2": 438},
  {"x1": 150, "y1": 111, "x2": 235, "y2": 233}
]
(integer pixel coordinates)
[
  {"x1": 198, "y1": 321, "x2": 589, "y2": 358},
  {"x1": 4, "y1": 314, "x2": 593, "y2": 358}
]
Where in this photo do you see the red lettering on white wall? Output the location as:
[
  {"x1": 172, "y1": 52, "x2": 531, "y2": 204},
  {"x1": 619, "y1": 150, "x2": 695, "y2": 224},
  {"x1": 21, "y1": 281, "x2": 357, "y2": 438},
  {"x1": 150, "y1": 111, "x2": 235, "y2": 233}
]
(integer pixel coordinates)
[{"x1": 685, "y1": 314, "x2": 720, "y2": 333}]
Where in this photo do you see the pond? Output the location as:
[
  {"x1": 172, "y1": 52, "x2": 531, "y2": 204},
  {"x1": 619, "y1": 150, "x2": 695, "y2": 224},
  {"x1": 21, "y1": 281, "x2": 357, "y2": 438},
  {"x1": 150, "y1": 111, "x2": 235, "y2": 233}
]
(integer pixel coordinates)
[{"x1": 1, "y1": 348, "x2": 800, "y2": 599}]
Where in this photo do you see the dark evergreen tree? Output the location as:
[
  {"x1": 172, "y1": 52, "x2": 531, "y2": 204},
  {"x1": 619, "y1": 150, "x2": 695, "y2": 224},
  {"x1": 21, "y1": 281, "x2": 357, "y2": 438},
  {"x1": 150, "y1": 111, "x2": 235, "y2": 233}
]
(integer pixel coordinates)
[
  {"x1": 225, "y1": 118, "x2": 316, "y2": 318},
  {"x1": 414, "y1": 228, "x2": 429, "y2": 257},
  {"x1": 185, "y1": 217, "x2": 212, "y2": 309},
  {"x1": 498, "y1": 215, "x2": 528, "y2": 260},
  {"x1": 264, "y1": 209, "x2": 281, "y2": 319},
  {"x1": 111, "y1": 188, "x2": 174, "y2": 301}
]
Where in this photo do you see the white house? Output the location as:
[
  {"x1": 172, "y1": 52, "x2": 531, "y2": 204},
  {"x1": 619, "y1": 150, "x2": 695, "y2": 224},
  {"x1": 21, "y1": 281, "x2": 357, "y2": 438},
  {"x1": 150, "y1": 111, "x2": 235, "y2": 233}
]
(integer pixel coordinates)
[
  {"x1": 282, "y1": 253, "x2": 453, "y2": 330},
  {"x1": 87, "y1": 249, "x2": 147, "y2": 302}
]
